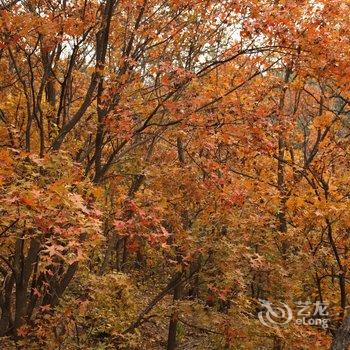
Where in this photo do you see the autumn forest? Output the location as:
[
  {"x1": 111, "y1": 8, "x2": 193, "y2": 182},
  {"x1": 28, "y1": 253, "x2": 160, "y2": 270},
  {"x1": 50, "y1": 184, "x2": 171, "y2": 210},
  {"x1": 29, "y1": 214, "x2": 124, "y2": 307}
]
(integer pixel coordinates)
[{"x1": 1, "y1": 0, "x2": 350, "y2": 349}]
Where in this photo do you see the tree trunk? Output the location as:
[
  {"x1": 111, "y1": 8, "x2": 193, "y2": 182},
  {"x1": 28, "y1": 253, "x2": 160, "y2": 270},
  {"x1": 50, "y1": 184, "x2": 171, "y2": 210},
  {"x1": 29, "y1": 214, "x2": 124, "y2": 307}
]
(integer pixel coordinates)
[
  {"x1": 167, "y1": 272, "x2": 182, "y2": 350},
  {"x1": 332, "y1": 315, "x2": 350, "y2": 350}
]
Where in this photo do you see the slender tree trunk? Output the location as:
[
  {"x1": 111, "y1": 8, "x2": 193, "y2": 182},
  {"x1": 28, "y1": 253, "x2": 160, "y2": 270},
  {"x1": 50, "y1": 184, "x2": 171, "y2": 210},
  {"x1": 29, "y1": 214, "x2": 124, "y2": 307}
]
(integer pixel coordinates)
[
  {"x1": 332, "y1": 315, "x2": 350, "y2": 350},
  {"x1": 99, "y1": 233, "x2": 116, "y2": 275},
  {"x1": 167, "y1": 272, "x2": 182, "y2": 350},
  {"x1": 277, "y1": 68, "x2": 291, "y2": 256}
]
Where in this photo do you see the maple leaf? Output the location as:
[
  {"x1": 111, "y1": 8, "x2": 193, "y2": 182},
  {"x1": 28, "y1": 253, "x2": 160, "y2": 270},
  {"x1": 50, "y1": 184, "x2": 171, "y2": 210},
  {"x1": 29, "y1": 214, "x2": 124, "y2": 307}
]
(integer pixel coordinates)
[
  {"x1": 114, "y1": 220, "x2": 127, "y2": 230},
  {"x1": 69, "y1": 193, "x2": 90, "y2": 214},
  {"x1": 17, "y1": 326, "x2": 29, "y2": 337},
  {"x1": 32, "y1": 288, "x2": 41, "y2": 297},
  {"x1": 19, "y1": 195, "x2": 36, "y2": 208},
  {"x1": 160, "y1": 225, "x2": 170, "y2": 237},
  {"x1": 40, "y1": 304, "x2": 51, "y2": 312},
  {"x1": 43, "y1": 244, "x2": 65, "y2": 258}
]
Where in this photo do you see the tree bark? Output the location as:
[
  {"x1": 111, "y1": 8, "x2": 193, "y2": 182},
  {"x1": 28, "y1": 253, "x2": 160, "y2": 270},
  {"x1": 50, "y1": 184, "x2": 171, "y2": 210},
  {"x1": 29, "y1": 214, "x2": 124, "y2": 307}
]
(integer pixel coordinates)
[
  {"x1": 332, "y1": 315, "x2": 350, "y2": 350},
  {"x1": 167, "y1": 273, "x2": 182, "y2": 350}
]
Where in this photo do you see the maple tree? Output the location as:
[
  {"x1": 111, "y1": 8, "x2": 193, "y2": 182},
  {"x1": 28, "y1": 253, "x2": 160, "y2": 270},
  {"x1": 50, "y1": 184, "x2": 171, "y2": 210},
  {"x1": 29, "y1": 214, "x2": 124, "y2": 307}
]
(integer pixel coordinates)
[{"x1": 1, "y1": 0, "x2": 350, "y2": 349}]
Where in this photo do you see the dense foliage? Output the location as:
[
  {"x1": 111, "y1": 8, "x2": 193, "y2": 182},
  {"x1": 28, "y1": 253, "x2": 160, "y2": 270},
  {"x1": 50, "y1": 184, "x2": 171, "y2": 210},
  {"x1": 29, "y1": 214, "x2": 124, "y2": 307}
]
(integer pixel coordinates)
[{"x1": 1, "y1": 0, "x2": 350, "y2": 349}]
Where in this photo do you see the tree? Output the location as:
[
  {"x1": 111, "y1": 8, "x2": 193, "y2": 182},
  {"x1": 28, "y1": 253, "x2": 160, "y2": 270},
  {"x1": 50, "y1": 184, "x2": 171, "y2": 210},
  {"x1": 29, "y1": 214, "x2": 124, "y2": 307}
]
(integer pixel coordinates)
[{"x1": 1, "y1": 0, "x2": 350, "y2": 349}]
